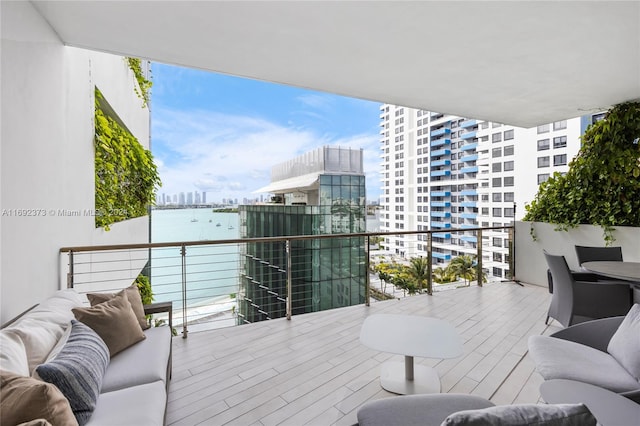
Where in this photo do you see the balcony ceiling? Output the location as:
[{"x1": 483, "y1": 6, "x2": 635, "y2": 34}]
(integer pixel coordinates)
[{"x1": 32, "y1": 1, "x2": 640, "y2": 127}]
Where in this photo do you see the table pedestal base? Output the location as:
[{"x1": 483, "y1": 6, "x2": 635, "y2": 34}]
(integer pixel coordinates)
[{"x1": 380, "y1": 359, "x2": 441, "y2": 395}]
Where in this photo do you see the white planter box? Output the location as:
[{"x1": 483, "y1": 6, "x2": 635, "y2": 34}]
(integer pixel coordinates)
[{"x1": 514, "y1": 221, "x2": 640, "y2": 287}]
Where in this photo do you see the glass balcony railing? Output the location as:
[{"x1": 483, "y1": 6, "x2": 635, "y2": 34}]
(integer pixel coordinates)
[
  {"x1": 430, "y1": 191, "x2": 451, "y2": 197},
  {"x1": 430, "y1": 128, "x2": 451, "y2": 137},
  {"x1": 460, "y1": 119, "x2": 478, "y2": 129},
  {"x1": 430, "y1": 170, "x2": 451, "y2": 177},
  {"x1": 460, "y1": 131, "x2": 477, "y2": 140},
  {"x1": 430, "y1": 159, "x2": 451, "y2": 167},
  {"x1": 460, "y1": 143, "x2": 478, "y2": 151},
  {"x1": 430, "y1": 211, "x2": 451, "y2": 218},
  {"x1": 430, "y1": 149, "x2": 451, "y2": 157},
  {"x1": 430, "y1": 138, "x2": 451, "y2": 147},
  {"x1": 460, "y1": 154, "x2": 478, "y2": 162}
]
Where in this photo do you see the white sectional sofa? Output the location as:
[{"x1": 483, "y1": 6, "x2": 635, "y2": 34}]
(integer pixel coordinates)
[{"x1": 0, "y1": 288, "x2": 172, "y2": 426}]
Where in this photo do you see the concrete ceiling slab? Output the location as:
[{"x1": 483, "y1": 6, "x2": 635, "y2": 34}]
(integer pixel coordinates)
[{"x1": 31, "y1": 1, "x2": 640, "y2": 127}]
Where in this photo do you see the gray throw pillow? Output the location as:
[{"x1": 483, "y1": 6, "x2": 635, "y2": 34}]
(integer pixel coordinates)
[
  {"x1": 35, "y1": 320, "x2": 109, "y2": 426},
  {"x1": 441, "y1": 403, "x2": 597, "y2": 426},
  {"x1": 607, "y1": 303, "x2": 640, "y2": 381}
]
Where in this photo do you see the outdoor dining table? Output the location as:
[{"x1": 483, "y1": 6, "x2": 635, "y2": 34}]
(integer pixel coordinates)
[{"x1": 582, "y1": 261, "x2": 640, "y2": 303}]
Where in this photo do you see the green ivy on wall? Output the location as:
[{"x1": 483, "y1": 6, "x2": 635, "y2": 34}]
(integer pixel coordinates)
[
  {"x1": 94, "y1": 89, "x2": 161, "y2": 230},
  {"x1": 126, "y1": 57, "x2": 152, "y2": 108},
  {"x1": 523, "y1": 101, "x2": 640, "y2": 244}
]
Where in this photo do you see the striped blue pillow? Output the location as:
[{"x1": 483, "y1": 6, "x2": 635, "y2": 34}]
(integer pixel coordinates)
[{"x1": 36, "y1": 320, "x2": 110, "y2": 426}]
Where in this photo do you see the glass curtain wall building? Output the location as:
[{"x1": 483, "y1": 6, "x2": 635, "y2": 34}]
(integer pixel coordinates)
[{"x1": 238, "y1": 146, "x2": 366, "y2": 324}]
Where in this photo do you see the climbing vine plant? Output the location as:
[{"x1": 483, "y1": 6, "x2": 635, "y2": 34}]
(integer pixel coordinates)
[
  {"x1": 94, "y1": 89, "x2": 161, "y2": 230},
  {"x1": 126, "y1": 57, "x2": 152, "y2": 108},
  {"x1": 523, "y1": 101, "x2": 640, "y2": 244}
]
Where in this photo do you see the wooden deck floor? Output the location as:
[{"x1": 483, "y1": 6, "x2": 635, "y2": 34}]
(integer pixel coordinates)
[{"x1": 166, "y1": 282, "x2": 560, "y2": 425}]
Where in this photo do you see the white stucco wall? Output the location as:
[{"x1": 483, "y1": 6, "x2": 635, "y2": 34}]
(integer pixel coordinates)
[
  {"x1": 515, "y1": 221, "x2": 640, "y2": 287},
  {"x1": 1, "y1": 1, "x2": 151, "y2": 323}
]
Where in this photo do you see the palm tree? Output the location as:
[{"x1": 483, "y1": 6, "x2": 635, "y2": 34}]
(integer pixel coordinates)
[
  {"x1": 408, "y1": 256, "x2": 432, "y2": 295},
  {"x1": 378, "y1": 270, "x2": 391, "y2": 294},
  {"x1": 448, "y1": 255, "x2": 477, "y2": 286},
  {"x1": 433, "y1": 266, "x2": 456, "y2": 284}
]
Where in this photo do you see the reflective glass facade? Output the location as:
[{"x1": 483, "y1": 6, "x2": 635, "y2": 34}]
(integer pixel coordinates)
[{"x1": 239, "y1": 174, "x2": 366, "y2": 323}]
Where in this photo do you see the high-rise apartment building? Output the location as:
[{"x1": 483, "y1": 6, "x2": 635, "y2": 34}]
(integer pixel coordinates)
[
  {"x1": 379, "y1": 104, "x2": 598, "y2": 280},
  {"x1": 238, "y1": 146, "x2": 367, "y2": 323}
]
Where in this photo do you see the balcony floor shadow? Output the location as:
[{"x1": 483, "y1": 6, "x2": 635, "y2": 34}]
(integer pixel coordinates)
[{"x1": 167, "y1": 281, "x2": 559, "y2": 425}]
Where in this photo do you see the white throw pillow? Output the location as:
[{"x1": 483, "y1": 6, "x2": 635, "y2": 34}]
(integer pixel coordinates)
[
  {"x1": 0, "y1": 330, "x2": 29, "y2": 376},
  {"x1": 8, "y1": 318, "x2": 66, "y2": 374},
  {"x1": 607, "y1": 303, "x2": 640, "y2": 381}
]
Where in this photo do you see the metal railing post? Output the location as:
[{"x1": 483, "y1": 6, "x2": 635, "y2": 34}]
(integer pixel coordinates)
[
  {"x1": 365, "y1": 235, "x2": 371, "y2": 306},
  {"x1": 427, "y1": 233, "x2": 433, "y2": 295},
  {"x1": 509, "y1": 226, "x2": 515, "y2": 280},
  {"x1": 286, "y1": 239, "x2": 292, "y2": 320},
  {"x1": 67, "y1": 250, "x2": 74, "y2": 289},
  {"x1": 180, "y1": 245, "x2": 188, "y2": 338},
  {"x1": 476, "y1": 229, "x2": 483, "y2": 287}
]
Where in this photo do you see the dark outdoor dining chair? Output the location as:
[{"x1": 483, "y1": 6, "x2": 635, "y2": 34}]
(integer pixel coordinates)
[
  {"x1": 544, "y1": 251, "x2": 632, "y2": 327},
  {"x1": 575, "y1": 245, "x2": 627, "y2": 282}
]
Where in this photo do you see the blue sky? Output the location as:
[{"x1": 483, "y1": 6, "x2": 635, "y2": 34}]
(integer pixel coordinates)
[{"x1": 151, "y1": 63, "x2": 382, "y2": 203}]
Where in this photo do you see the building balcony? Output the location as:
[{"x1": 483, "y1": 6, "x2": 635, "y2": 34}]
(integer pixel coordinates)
[
  {"x1": 460, "y1": 213, "x2": 478, "y2": 219},
  {"x1": 461, "y1": 202, "x2": 477, "y2": 207},
  {"x1": 430, "y1": 159, "x2": 451, "y2": 167},
  {"x1": 430, "y1": 222, "x2": 451, "y2": 228},
  {"x1": 460, "y1": 143, "x2": 478, "y2": 151},
  {"x1": 460, "y1": 189, "x2": 478, "y2": 196},
  {"x1": 430, "y1": 138, "x2": 451, "y2": 148},
  {"x1": 432, "y1": 232, "x2": 451, "y2": 239},
  {"x1": 460, "y1": 131, "x2": 477, "y2": 140},
  {"x1": 460, "y1": 235, "x2": 478, "y2": 243},
  {"x1": 167, "y1": 280, "x2": 550, "y2": 424},
  {"x1": 430, "y1": 191, "x2": 451, "y2": 197},
  {"x1": 460, "y1": 119, "x2": 478, "y2": 128},
  {"x1": 56, "y1": 224, "x2": 569, "y2": 425},
  {"x1": 430, "y1": 149, "x2": 451, "y2": 157},
  {"x1": 431, "y1": 252, "x2": 452, "y2": 260},
  {"x1": 460, "y1": 166, "x2": 479, "y2": 173},
  {"x1": 430, "y1": 201, "x2": 451, "y2": 207},
  {"x1": 430, "y1": 211, "x2": 451, "y2": 218},
  {"x1": 460, "y1": 154, "x2": 478, "y2": 162},
  {"x1": 430, "y1": 170, "x2": 451, "y2": 177},
  {"x1": 430, "y1": 127, "x2": 451, "y2": 137}
]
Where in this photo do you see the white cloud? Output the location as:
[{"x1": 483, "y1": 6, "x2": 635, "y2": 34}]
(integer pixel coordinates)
[{"x1": 153, "y1": 107, "x2": 381, "y2": 202}]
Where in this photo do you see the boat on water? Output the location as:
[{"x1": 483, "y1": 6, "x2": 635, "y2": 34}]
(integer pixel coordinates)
[
  {"x1": 190, "y1": 218, "x2": 198, "y2": 222},
  {"x1": 216, "y1": 223, "x2": 221, "y2": 227}
]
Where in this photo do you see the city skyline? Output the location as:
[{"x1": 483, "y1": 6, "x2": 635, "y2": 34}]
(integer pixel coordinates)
[{"x1": 151, "y1": 63, "x2": 382, "y2": 203}]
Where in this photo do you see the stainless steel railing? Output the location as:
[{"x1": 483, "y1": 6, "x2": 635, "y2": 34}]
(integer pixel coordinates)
[{"x1": 60, "y1": 226, "x2": 514, "y2": 337}]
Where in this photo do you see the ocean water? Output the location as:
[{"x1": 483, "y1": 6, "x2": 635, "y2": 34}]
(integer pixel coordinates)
[
  {"x1": 150, "y1": 207, "x2": 380, "y2": 309},
  {"x1": 150, "y1": 208, "x2": 240, "y2": 308}
]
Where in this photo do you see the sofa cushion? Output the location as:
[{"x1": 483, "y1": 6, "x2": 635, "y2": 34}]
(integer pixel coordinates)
[
  {"x1": 6, "y1": 289, "x2": 85, "y2": 373},
  {"x1": 8, "y1": 317, "x2": 68, "y2": 374},
  {"x1": 0, "y1": 371, "x2": 78, "y2": 426},
  {"x1": 35, "y1": 320, "x2": 109, "y2": 426},
  {"x1": 101, "y1": 326, "x2": 171, "y2": 393},
  {"x1": 0, "y1": 330, "x2": 29, "y2": 376},
  {"x1": 73, "y1": 291, "x2": 146, "y2": 357},
  {"x1": 87, "y1": 284, "x2": 150, "y2": 330},
  {"x1": 528, "y1": 335, "x2": 640, "y2": 392},
  {"x1": 441, "y1": 403, "x2": 596, "y2": 426},
  {"x1": 357, "y1": 394, "x2": 495, "y2": 426},
  {"x1": 86, "y1": 380, "x2": 166, "y2": 426},
  {"x1": 607, "y1": 303, "x2": 640, "y2": 381}
]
